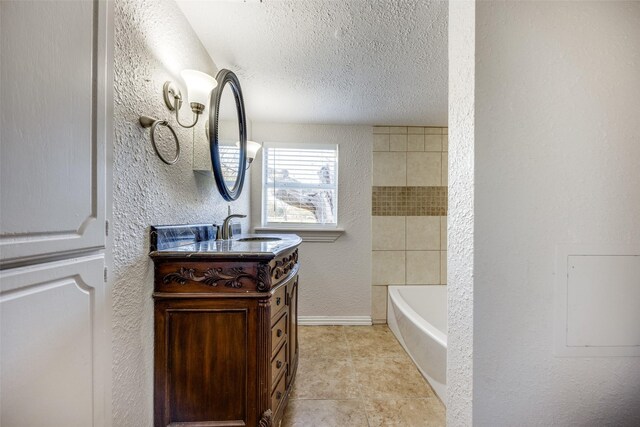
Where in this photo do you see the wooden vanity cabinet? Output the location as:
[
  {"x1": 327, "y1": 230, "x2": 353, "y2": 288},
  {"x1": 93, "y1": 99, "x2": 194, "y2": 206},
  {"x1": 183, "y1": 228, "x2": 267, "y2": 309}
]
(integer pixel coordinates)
[
  {"x1": 287, "y1": 277, "x2": 299, "y2": 386},
  {"x1": 152, "y1": 247, "x2": 299, "y2": 427}
]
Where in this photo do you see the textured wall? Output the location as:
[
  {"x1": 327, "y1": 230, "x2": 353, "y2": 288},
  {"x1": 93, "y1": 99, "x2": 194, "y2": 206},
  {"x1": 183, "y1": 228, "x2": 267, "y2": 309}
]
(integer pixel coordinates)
[
  {"x1": 447, "y1": 1, "x2": 474, "y2": 425},
  {"x1": 474, "y1": 1, "x2": 640, "y2": 425},
  {"x1": 249, "y1": 122, "x2": 372, "y2": 318},
  {"x1": 112, "y1": 0, "x2": 250, "y2": 425}
]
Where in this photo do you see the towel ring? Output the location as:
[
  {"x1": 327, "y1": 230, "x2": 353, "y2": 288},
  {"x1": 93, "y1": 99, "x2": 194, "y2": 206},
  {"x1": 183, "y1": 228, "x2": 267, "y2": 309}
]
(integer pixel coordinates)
[{"x1": 139, "y1": 115, "x2": 180, "y2": 165}]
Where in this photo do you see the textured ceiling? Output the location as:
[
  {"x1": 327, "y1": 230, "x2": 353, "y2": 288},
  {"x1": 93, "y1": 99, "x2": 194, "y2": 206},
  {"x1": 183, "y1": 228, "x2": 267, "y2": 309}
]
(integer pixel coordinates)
[{"x1": 176, "y1": 0, "x2": 448, "y2": 126}]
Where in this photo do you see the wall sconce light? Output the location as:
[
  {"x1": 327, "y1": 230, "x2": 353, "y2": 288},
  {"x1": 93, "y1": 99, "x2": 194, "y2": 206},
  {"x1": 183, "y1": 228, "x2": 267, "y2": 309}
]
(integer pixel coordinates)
[
  {"x1": 164, "y1": 70, "x2": 217, "y2": 127},
  {"x1": 139, "y1": 69, "x2": 217, "y2": 164},
  {"x1": 236, "y1": 140, "x2": 262, "y2": 169}
]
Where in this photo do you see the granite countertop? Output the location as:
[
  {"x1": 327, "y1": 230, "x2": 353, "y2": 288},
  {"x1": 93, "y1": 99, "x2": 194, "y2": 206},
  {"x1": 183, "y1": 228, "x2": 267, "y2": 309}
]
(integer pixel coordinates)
[{"x1": 149, "y1": 232, "x2": 302, "y2": 260}]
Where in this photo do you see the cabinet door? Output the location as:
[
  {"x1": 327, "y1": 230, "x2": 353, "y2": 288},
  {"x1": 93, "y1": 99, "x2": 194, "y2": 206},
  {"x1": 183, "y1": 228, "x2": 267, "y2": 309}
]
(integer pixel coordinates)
[
  {"x1": 154, "y1": 299, "x2": 258, "y2": 427},
  {"x1": 0, "y1": 0, "x2": 110, "y2": 265},
  {"x1": 0, "y1": 255, "x2": 107, "y2": 427},
  {"x1": 287, "y1": 276, "x2": 299, "y2": 385}
]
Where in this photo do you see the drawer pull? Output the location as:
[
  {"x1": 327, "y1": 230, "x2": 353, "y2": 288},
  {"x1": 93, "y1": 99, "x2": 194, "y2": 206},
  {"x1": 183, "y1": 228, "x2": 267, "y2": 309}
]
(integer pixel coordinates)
[
  {"x1": 276, "y1": 391, "x2": 282, "y2": 400},
  {"x1": 276, "y1": 360, "x2": 283, "y2": 369},
  {"x1": 277, "y1": 329, "x2": 283, "y2": 337},
  {"x1": 276, "y1": 297, "x2": 281, "y2": 305}
]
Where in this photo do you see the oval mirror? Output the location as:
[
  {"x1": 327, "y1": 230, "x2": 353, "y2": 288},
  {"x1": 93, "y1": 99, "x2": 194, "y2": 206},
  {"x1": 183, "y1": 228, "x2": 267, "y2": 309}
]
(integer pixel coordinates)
[{"x1": 209, "y1": 69, "x2": 247, "y2": 201}]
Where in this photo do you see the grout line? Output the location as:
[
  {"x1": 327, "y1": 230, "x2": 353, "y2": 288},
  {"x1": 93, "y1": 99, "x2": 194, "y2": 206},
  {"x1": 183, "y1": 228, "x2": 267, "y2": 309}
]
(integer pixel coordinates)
[
  {"x1": 343, "y1": 325, "x2": 366, "y2": 403},
  {"x1": 361, "y1": 398, "x2": 372, "y2": 427}
]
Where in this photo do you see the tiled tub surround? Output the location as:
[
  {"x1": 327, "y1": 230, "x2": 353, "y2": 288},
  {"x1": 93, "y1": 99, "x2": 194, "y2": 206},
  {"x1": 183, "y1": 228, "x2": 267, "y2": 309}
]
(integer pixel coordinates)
[
  {"x1": 282, "y1": 325, "x2": 445, "y2": 426},
  {"x1": 372, "y1": 186, "x2": 447, "y2": 216},
  {"x1": 371, "y1": 126, "x2": 448, "y2": 323}
]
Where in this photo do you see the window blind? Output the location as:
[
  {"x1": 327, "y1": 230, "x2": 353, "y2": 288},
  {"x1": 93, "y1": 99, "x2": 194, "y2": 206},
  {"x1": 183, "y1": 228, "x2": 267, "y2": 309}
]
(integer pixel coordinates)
[
  {"x1": 262, "y1": 143, "x2": 338, "y2": 225},
  {"x1": 218, "y1": 145, "x2": 240, "y2": 185}
]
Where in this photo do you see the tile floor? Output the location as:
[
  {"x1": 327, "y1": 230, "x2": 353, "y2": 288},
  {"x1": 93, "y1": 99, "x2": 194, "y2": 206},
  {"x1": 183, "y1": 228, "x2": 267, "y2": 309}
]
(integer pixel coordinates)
[{"x1": 282, "y1": 325, "x2": 445, "y2": 427}]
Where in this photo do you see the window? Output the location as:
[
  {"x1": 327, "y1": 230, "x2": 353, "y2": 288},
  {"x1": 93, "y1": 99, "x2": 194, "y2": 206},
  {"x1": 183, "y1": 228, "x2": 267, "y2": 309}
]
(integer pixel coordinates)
[
  {"x1": 218, "y1": 143, "x2": 240, "y2": 186},
  {"x1": 262, "y1": 142, "x2": 338, "y2": 227}
]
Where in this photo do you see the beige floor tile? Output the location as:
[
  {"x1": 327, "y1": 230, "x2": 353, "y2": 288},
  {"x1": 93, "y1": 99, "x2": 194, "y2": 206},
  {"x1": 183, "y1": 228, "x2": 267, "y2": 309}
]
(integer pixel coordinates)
[
  {"x1": 352, "y1": 355, "x2": 434, "y2": 399},
  {"x1": 290, "y1": 357, "x2": 359, "y2": 400},
  {"x1": 298, "y1": 326, "x2": 349, "y2": 360},
  {"x1": 286, "y1": 326, "x2": 446, "y2": 425},
  {"x1": 282, "y1": 399, "x2": 369, "y2": 427},
  {"x1": 345, "y1": 325, "x2": 407, "y2": 359},
  {"x1": 364, "y1": 398, "x2": 446, "y2": 427}
]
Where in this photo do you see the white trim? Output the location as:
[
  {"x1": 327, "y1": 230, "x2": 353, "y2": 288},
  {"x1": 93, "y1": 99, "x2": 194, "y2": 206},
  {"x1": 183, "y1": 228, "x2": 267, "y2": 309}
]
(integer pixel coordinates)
[
  {"x1": 254, "y1": 227, "x2": 344, "y2": 242},
  {"x1": 554, "y1": 244, "x2": 640, "y2": 357},
  {"x1": 298, "y1": 316, "x2": 372, "y2": 326}
]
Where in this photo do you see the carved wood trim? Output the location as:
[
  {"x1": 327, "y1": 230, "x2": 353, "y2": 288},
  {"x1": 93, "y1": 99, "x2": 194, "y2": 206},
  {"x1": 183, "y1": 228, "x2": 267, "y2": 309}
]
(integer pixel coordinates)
[
  {"x1": 271, "y1": 249, "x2": 298, "y2": 281},
  {"x1": 162, "y1": 266, "x2": 254, "y2": 289},
  {"x1": 258, "y1": 409, "x2": 272, "y2": 427},
  {"x1": 257, "y1": 301, "x2": 272, "y2": 426},
  {"x1": 256, "y1": 263, "x2": 272, "y2": 292}
]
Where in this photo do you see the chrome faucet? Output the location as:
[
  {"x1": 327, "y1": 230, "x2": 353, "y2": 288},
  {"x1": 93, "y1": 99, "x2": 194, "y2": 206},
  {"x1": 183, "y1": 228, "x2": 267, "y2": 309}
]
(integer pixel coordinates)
[{"x1": 217, "y1": 214, "x2": 246, "y2": 240}]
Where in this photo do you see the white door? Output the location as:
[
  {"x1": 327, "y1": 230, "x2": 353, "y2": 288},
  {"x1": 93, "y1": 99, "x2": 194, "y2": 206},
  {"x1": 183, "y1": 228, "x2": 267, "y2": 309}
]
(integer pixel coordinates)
[
  {"x1": 0, "y1": 256, "x2": 107, "y2": 426},
  {"x1": 0, "y1": 1, "x2": 112, "y2": 426},
  {"x1": 0, "y1": 0, "x2": 109, "y2": 265}
]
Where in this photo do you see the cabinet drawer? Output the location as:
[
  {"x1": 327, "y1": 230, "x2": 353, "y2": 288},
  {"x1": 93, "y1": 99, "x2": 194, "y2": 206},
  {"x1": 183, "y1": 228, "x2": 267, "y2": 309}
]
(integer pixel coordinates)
[
  {"x1": 271, "y1": 312, "x2": 287, "y2": 355},
  {"x1": 271, "y1": 341, "x2": 287, "y2": 387},
  {"x1": 271, "y1": 284, "x2": 286, "y2": 319},
  {"x1": 271, "y1": 370, "x2": 287, "y2": 415}
]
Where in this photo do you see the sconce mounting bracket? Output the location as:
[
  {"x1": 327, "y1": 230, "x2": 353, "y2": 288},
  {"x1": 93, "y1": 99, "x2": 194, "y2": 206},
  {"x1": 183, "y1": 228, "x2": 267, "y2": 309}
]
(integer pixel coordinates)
[{"x1": 163, "y1": 81, "x2": 182, "y2": 111}]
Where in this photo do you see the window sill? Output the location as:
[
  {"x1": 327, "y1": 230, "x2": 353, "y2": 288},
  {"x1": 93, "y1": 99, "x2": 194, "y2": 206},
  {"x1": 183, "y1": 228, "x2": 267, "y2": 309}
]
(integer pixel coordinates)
[{"x1": 254, "y1": 227, "x2": 344, "y2": 243}]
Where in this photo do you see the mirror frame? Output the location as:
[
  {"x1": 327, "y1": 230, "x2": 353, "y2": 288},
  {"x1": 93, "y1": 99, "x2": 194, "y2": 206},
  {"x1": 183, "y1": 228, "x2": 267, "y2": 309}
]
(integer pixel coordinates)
[{"x1": 209, "y1": 69, "x2": 247, "y2": 201}]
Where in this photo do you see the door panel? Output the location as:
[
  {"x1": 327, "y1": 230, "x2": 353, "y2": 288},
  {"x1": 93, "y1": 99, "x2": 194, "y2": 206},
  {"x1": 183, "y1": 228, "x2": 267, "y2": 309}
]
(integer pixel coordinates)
[
  {"x1": 0, "y1": 1, "x2": 111, "y2": 425},
  {"x1": 0, "y1": 0, "x2": 107, "y2": 265},
  {"x1": 169, "y1": 310, "x2": 248, "y2": 423},
  {"x1": 0, "y1": 255, "x2": 106, "y2": 427}
]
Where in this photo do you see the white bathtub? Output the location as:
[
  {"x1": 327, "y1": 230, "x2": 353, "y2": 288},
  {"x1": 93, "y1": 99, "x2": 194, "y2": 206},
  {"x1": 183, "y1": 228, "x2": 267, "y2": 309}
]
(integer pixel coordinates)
[{"x1": 387, "y1": 285, "x2": 447, "y2": 405}]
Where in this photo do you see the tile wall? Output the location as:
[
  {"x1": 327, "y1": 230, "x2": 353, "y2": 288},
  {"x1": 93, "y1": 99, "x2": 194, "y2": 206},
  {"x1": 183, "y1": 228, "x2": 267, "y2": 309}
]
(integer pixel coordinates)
[{"x1": 371, "y1": 126, "x2": 448, "y2": 323}]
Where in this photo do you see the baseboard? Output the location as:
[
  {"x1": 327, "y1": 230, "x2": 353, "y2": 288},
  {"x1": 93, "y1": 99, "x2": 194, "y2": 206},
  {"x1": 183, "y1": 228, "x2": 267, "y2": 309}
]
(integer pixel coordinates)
[{"x1": 298, "y1": 316, "x2": 372, "y2": 326}]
